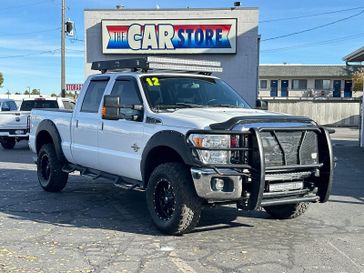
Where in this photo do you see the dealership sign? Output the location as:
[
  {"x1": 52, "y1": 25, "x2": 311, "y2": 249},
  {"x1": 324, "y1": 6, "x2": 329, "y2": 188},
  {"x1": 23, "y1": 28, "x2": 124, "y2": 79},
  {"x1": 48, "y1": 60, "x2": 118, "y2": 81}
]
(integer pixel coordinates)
[
  {"x1": 66, "y1": 84, "x2": 83, "y2": 91},
  {"x1": 102, "y1": 19, "x2": 237, "y2": 54}
]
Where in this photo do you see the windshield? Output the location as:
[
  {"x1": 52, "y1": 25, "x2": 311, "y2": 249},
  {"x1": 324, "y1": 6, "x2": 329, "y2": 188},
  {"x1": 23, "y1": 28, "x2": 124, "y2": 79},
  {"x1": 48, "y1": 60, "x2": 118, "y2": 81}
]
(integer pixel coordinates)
[
  {"x1": 141, "y1": 76, "x2": 250, "y2": 111},
  {"x1": 20, "y1": 100, "x2": 59, "y2": 111}
]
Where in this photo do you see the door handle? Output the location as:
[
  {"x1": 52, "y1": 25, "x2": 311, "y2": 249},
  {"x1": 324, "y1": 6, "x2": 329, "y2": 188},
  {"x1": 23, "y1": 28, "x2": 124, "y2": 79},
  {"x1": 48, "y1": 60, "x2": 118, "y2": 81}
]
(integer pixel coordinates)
[
  {"x1": 75, "y1": 120, "x2": 79, "y2": 128},
  {"x1": 101, "y1": 122, "x2": 104, "y2": 131}
]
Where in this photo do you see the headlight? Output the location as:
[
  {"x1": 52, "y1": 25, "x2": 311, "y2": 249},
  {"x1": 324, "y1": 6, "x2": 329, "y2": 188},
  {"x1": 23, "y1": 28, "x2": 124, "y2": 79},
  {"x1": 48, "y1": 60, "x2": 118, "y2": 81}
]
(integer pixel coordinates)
[{"x1": 189, "y1": 134, "x2": 230, "y2": 164}]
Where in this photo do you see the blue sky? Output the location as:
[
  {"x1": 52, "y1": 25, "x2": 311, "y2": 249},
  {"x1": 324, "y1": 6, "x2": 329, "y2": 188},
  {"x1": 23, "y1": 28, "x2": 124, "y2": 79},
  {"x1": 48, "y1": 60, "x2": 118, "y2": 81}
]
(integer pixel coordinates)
[{"x1": 0, "y1": 0, "x2": 363, "y2": 95}]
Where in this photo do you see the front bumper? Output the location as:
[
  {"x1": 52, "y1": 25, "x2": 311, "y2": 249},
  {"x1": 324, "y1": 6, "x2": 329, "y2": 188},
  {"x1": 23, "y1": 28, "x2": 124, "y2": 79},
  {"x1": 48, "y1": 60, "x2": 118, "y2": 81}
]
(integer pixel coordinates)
[{"x1": 191, "y1": 168, "x2": 244, "y2": 201}]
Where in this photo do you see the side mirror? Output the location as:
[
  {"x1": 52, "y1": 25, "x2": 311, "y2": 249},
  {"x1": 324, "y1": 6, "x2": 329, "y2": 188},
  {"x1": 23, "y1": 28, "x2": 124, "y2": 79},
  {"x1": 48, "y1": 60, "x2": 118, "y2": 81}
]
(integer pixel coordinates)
[
  {"x1": 256, "y1": 100, "x2": 268, "y2": 110},
  {"x1": 102, "y1": 95, "x2": 121, "y2": 120}
]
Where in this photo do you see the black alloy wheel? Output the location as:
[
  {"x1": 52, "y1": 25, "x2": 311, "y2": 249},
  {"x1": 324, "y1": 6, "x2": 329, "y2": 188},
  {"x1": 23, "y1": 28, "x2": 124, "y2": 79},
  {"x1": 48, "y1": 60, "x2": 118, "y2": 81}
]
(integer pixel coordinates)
[{"x1": 154, "y1": 178, "x2": 176, "y2": 221}]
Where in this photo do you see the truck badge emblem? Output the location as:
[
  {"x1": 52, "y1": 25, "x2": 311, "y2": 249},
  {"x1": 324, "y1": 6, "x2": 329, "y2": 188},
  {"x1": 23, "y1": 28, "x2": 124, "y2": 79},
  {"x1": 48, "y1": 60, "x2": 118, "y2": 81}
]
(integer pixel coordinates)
[{"x1": 131, "y1": 143, "x2": 140, "y2": 152}]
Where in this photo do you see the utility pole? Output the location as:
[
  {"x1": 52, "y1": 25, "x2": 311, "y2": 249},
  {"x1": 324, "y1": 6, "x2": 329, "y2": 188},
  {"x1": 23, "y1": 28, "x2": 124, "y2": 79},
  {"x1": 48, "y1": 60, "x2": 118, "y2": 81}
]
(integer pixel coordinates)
[{"x1": 61, "y1": 0, "x2": 66, "y2": 98}]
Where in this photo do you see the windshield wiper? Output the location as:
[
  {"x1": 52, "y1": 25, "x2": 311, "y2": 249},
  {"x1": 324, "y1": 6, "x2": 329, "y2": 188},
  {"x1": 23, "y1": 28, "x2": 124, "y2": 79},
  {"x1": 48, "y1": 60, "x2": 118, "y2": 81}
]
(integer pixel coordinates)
[
  {"x1": 208, "y1": 104, "x2": 240, "y2": 108},
  {"x1": 175, "y1": 103, "x2": 204, "y2": 108},
  {"x1": 153, "y1": 103, "x2": 203, "y2": 111},
  {"x1": 152, "y1": 105, "x2": 177, "y2": 112}
]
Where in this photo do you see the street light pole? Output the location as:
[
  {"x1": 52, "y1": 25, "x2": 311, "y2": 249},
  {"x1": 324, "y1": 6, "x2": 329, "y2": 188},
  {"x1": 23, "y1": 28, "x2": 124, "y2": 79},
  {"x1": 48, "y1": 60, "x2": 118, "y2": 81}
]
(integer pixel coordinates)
[{"x1": 61, "y1": 0, "x2": 66, "y2": 98}]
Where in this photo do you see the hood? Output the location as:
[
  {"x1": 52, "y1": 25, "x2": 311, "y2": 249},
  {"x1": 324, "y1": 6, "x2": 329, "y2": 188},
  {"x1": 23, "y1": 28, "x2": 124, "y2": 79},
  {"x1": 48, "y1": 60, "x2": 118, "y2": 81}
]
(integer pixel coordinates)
[{"x1": 155, "y1": 108, "x2": 311, "y2": 130}]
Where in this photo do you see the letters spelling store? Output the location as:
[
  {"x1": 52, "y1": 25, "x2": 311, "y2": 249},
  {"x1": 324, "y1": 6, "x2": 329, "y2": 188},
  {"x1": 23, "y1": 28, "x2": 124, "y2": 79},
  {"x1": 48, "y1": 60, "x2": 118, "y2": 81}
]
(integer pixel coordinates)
[{"x1": 84, "y1": 7, "x2": 259, "y2": 106}]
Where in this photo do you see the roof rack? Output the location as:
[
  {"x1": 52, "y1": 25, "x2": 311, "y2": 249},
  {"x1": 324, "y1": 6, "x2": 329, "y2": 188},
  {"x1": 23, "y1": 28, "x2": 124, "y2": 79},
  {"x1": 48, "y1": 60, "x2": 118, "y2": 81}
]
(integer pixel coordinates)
[{"x1": 91, "y1": 56, "x2": 223, "y2": 75}]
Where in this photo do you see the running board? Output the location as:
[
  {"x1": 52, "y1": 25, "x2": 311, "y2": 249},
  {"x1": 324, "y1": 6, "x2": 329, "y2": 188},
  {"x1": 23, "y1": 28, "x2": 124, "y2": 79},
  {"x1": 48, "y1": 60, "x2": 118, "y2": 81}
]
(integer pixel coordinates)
[{"x1": 62, "y1": 163, "x2": 143, "y2": 190}]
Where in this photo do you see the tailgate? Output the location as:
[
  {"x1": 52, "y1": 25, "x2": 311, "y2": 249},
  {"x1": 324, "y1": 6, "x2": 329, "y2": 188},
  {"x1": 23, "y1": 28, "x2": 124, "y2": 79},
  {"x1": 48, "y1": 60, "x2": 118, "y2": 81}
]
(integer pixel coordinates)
[{"x1": 0, "y1": 112, "x2": 30, "y2": 130}]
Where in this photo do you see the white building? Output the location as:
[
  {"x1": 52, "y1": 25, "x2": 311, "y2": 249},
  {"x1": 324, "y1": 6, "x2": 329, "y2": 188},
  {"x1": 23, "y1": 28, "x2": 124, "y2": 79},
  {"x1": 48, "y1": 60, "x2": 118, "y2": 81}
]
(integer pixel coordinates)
[
  {"x1": 84, "y1": 7, "x2": 259, "y2": 106},
  {"x1": 259, "y1": 64, "x2": 363, "y2": 99}
]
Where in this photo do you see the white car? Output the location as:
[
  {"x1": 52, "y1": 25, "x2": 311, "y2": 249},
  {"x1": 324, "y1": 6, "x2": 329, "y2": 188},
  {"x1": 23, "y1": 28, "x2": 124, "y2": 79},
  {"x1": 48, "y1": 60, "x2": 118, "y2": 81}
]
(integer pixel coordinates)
[
  {"x1": 29, "y1": 57, "x2": 334, "y2": 235},
  {"x1": 0, "y1": 97, "x2": 74, "y2": 149}
]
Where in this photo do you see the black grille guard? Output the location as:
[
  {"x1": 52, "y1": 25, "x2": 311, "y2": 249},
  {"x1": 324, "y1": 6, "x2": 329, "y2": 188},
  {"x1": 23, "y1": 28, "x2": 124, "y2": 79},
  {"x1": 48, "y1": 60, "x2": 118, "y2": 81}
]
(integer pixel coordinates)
[{"x1": 186, "y1": 125, "x2": 334, "y2": 210}]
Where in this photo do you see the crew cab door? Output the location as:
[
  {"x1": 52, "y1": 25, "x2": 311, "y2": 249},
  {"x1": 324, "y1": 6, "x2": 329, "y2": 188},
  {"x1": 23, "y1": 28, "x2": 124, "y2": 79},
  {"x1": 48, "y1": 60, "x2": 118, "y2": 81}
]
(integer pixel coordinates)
[
  {"x1": 98, "y1": 77, "x2": 144, "y2": 180},
  {"x1": 71, "y1": 76, "x2": 110, "y2": 169}
]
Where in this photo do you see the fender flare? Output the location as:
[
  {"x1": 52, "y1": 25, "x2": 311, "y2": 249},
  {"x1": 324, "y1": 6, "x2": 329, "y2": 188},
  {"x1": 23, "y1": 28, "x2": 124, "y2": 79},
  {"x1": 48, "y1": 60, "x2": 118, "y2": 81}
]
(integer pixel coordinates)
[
  {"x1": 35, "y1": 119, "x2": 66, "y2": 162},
  {"x1": 140, "y1": 130, "x2": 197, "y2": 182}
]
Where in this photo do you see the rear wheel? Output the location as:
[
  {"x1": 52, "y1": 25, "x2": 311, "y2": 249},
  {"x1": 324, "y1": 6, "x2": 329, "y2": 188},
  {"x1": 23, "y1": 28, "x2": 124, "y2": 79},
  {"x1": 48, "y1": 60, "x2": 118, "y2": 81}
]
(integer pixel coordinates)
[
  {"x1": 146, "y1": 163, "x2": 202, "y2": 235},
  {"x1": 264, "y1": 202, "x2": 309, "y2": 219},
  {"x1": 37, "y1": 144, "x2": 68, "y2": 192},
  {"x1": 0, "y1": 137, "x2": 16, "y2": 150}
]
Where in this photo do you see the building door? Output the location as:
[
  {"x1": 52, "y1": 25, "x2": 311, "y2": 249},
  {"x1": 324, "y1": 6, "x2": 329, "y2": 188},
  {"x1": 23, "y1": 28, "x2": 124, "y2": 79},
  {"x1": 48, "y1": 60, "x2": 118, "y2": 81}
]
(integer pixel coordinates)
[
  {"x1": 333, "y1": 80, "x2": 341, "y2": 97},
  {"x1": 270, "y1": 80, "x2": 278, "y2": 97},
  {"x1": 281, "y1": 80, "x2": 289, "y2": 97},
  {"x1": 344, "y1": 80, "x2": 352, "y2": 98}
]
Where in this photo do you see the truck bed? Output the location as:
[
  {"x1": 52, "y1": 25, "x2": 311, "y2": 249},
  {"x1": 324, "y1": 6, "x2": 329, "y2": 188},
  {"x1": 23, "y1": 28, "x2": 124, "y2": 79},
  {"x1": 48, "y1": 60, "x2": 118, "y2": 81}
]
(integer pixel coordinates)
[{"x1": 29, "y1": 109, "x2": 74, "y2": 162}]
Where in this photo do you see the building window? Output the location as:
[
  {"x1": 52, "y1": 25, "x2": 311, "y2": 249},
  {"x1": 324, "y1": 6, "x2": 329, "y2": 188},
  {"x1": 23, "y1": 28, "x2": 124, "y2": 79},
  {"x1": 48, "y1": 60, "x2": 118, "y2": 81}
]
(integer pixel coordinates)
[
  {"x1": 315, "y1": 79, "x2": 331, "y2": 90},
  {"x1": 259, "y1": 80, "x2": 268, "y2": 89},
  {"x1": 291, "y1": 79, "x2": 307, "y2": 90}
]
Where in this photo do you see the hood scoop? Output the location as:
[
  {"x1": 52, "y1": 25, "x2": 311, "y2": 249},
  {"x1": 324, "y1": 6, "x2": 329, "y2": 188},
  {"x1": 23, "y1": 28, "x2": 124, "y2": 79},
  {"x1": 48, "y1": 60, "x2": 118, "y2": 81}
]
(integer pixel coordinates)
[{"x1": 209, "y1": 115, "x2": 313, "y2": 130}]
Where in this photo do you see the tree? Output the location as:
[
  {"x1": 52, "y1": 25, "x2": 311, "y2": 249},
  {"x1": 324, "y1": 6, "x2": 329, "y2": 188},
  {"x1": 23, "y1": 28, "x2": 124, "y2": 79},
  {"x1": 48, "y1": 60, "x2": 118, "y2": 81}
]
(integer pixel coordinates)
[
  {"x1": 353, "y1": 68, "x2": 364, "y2": 91},
  {"x1": 51, "y1": 93, "x2": 58, "y2": 97},
  {"x1": 24, "y1": 90, "x2": 30, "y2": 95},
  {"x1": 0, "y1": 72, "x2": 4, "y2": 87},
  {"x1": 5, "y1": 90, "x2": 11, "y2": 95},
  {"x1": 31, "y1": 89, "x2": 40, "y2": 95},
  {"x1": 15, "y1": 92, "x2": 21, "y2": 95},
  {"x1": 66, "y1": 91, "x2": 76, "y2": 99}
]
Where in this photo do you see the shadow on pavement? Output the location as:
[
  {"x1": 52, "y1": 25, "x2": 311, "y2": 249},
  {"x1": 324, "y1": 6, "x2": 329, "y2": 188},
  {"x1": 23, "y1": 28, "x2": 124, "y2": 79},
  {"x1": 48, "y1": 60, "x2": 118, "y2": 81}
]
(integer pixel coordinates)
[
  {"x1": 0, "y1": 168, "x2": 257, "y2": 236},
  {"x1": 330, "y1": 142, "x2": 364, "y2": 205}
]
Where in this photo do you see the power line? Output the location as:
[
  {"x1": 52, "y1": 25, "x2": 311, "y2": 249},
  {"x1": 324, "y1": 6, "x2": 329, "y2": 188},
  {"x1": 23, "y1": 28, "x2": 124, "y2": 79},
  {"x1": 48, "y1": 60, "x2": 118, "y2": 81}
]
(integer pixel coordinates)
[
  {"x1": 71, "y1": 38, "x2": 84, "y2": 42},
  {"x1": 262, "y1": 9, "x2": 364, "y2": 42},
  {"x1": 260, "y1": 6, "x2": 364, "y2": 23},
  {"x1": 0, "y1": 28, "x2": 60, "y2": 37},
  {"x1": 0, "y1": 49, "x2": 60, "y2": 59},
  {"x1": 261, "y1": 32, "x2": 364, "y2": 53}
]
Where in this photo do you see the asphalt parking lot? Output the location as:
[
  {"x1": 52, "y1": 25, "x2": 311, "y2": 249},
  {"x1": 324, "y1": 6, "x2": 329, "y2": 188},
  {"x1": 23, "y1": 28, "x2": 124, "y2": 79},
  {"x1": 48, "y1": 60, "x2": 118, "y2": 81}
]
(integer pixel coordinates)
[{"x1": 0, "y1": 128, "x2": 363, "y2": 273}]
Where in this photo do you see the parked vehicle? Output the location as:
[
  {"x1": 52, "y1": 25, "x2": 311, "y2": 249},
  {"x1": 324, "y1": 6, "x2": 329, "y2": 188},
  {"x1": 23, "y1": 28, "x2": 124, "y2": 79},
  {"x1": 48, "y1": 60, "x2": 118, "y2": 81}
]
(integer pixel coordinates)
[
  {"x1": 0, "y1": 97, "x2": 75, "y2": 149},
  {"x1": 29, "y1": 57, "x2": 334, "y2": 235}
]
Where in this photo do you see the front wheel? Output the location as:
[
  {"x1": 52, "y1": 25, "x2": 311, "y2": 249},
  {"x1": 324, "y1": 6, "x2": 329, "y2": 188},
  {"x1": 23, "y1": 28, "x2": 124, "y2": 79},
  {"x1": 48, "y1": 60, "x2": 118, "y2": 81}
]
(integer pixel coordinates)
[
  {"x1": 0, "y1": 137, "x2": 16, "y2": 149},
  {"x1": 146, "y1": 163, "x2": 202, "y2": 235},
  {"x1": 37, "y1": 144, "x2": 68, "y2": 192},
  {"x1": 264, "y1": 202, "x2": 309, "y2": 219}
]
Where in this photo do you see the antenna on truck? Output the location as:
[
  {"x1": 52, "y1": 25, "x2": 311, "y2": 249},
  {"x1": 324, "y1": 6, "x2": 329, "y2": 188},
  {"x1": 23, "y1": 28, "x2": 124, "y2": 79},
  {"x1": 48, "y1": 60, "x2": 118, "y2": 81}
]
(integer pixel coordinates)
[{"x1": 91, "y1": 57, "x2": 223, "y2": 75}]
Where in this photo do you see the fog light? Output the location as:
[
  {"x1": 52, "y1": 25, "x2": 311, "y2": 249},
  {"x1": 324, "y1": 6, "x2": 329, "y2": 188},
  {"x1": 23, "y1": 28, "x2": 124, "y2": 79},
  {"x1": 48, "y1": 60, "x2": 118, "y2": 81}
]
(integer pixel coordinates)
[
  {"x1": 212, "y1": 178, "x2": 225, "y2": 191},
  {"x1": 15, "y1": 130, "x2": 24, "y2": 135}
]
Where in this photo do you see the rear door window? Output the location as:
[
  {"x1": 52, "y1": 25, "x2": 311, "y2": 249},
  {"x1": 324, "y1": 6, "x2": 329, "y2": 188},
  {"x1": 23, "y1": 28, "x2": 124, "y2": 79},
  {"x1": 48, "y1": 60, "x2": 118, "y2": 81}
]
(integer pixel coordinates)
[
  {"x1": 20, "y1": 100, "x2": 59, "y2": 111},
  {"x1": 81, "y1": 79, "x2": 109, "y2": 113}
]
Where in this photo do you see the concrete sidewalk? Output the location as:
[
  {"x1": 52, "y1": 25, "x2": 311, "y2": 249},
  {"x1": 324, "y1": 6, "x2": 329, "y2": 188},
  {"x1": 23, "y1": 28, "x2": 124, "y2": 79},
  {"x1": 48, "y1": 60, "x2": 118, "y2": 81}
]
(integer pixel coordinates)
[{"x1": 327, "y1": 127, "x2": 360, "y2": 147}]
